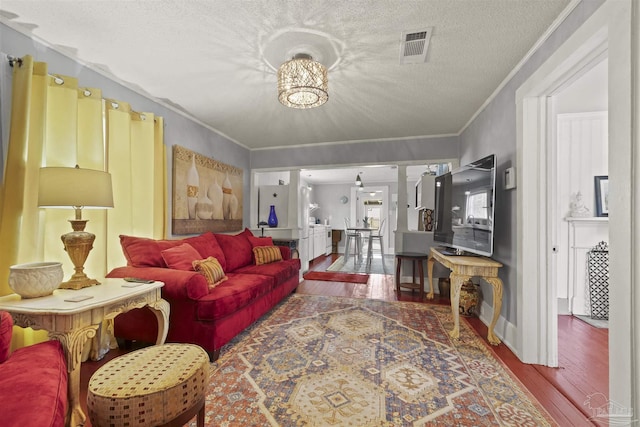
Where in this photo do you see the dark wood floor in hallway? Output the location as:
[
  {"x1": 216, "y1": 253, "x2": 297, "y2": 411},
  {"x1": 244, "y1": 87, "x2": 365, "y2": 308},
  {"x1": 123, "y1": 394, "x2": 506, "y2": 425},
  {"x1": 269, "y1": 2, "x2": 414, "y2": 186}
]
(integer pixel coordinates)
[{"x1": 79, "y1": 253, "x2": 608, "y2": 426}]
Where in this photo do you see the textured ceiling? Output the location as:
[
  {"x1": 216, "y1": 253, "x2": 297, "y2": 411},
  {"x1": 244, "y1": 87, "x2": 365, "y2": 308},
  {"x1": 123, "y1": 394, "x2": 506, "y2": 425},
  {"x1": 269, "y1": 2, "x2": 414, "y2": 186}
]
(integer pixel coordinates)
[{"x1": 1, "y1": 1, "x2": 572, "y2": 151}]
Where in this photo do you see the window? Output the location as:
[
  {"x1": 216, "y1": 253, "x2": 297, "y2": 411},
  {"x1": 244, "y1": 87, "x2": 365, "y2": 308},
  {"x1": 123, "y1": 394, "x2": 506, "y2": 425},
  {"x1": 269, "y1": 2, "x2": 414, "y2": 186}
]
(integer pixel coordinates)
[{"x1": 466, "y1": 191, "x2": 488, "y2": 220}]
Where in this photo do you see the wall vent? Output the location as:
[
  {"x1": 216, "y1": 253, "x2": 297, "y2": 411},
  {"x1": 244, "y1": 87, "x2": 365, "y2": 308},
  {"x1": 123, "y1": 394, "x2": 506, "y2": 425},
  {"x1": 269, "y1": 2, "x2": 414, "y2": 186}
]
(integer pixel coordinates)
[{"x1": 399, "y1": 28, "x2": 432, "y2": 64}]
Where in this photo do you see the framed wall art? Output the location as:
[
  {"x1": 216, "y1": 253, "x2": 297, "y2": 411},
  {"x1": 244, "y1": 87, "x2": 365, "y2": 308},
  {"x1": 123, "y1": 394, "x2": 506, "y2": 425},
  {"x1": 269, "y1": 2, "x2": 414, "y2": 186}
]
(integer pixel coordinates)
[
  {"x1": 172, "y1": 145, "x2": 243, "y2": 234},
  {"x1": 594, "y1": 175, "x2": 608, "y2": 217}
]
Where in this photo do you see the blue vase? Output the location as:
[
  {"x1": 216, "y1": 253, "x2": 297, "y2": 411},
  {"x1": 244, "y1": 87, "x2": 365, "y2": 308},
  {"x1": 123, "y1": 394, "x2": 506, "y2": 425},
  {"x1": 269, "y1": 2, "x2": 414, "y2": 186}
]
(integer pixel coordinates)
[{"x1": 268, "y1": 205, "x2": 278, "y2": 227}]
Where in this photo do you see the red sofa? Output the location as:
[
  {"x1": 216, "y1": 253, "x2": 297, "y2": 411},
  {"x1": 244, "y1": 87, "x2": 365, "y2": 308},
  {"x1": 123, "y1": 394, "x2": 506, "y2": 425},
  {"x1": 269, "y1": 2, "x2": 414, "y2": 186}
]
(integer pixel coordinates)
[
  {"x1": 106, "y1": 228, "x2": 300, "y2": 360},
  {"x1": 0, "y1": 310, "x2": 68, "y2": 427}
]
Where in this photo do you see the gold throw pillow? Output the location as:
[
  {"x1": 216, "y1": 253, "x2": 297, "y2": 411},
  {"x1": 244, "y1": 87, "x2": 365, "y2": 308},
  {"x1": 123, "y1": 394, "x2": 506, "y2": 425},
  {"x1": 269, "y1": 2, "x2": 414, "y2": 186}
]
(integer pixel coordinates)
[
  {"x1": 253, "y1": 246, "x2": 282, "y2": 265},
  {"x1": 192, "y1": 257, "x2": 227, "y2": 289}
]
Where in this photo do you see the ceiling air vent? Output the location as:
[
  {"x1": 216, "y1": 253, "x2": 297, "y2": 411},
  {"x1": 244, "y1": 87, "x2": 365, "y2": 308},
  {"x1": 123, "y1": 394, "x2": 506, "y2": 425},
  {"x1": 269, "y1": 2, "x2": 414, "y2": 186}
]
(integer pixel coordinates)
[{"x1": 399, "y1": 28, "x2": 432, "y2": 64}]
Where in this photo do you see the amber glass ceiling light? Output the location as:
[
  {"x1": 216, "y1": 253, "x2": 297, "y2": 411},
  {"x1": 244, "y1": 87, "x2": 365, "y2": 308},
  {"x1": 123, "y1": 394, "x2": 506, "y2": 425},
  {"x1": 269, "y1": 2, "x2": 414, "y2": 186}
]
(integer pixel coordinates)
[
  {"x1": 278, "y1": 53, "x2": 328, "y2": 109},
  {"x1": 38, "y1": 165, "x2": 114, "y2": 289}
]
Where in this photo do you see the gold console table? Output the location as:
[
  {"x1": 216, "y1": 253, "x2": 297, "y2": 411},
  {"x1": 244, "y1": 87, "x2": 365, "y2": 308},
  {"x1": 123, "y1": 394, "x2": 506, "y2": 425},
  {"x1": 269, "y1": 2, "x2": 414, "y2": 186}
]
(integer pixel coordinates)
[{"x1": 427, "y1": 247, "x2": 503, "y2": 345}]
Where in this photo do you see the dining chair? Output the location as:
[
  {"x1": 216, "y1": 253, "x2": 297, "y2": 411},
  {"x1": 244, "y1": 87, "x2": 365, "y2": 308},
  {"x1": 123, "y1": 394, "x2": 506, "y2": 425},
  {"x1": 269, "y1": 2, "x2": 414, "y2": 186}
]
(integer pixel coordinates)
[
  {"x1": 366, "y1": 218, "x2": 386, "y2": 267},
  {"x1": 344, "y1": 218, "x2": 362, "y2": 266}
]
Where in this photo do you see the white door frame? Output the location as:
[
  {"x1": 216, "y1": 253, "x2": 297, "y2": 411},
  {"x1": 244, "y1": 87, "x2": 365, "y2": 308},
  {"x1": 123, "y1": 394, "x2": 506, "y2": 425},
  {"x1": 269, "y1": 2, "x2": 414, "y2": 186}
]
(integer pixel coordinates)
[
  {"x1": 517, "y1": 23, "x2": 608, "y2": 367},
  {"x1": 516, "y1": 0, "x2": 637, "y2": 416}
]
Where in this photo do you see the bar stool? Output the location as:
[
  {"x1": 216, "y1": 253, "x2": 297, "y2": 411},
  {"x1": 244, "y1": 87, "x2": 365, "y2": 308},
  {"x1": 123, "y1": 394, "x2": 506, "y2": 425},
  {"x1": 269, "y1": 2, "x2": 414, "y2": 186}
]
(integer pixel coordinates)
[
  {"x1": 366, "y1": 218, "x2": 386, "y2": 267},
  {"x1": 344, "y1": 218, "x2": 362, "y2": 266},
  {"x1": 394, "y1": 251, "x2": 429, "y2": 301}
]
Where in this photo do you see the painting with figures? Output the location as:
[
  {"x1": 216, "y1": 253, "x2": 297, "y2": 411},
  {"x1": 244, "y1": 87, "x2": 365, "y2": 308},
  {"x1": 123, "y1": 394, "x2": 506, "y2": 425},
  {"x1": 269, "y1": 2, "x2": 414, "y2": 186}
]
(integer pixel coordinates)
[{"x1": 172, "y1": 145, "x2": 243, "y2": 234}]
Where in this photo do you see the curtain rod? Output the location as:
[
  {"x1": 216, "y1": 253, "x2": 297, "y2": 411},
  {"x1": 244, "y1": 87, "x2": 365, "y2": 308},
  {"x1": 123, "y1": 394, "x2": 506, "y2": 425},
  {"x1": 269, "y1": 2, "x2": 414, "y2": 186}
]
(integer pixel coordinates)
[
  {"x1": 6, "y1": 55, "x2": 152, "y2": 121},
  {"x1": 7, "y1": 55, "x2": 23, "y2": 67}
]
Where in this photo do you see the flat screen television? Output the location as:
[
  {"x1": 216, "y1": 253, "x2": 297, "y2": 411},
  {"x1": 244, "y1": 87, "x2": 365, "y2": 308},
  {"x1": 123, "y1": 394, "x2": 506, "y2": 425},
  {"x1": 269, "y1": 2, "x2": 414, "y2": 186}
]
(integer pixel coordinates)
[{"x1": 433, "y1": 154, "x2": 496, "y2": 256}]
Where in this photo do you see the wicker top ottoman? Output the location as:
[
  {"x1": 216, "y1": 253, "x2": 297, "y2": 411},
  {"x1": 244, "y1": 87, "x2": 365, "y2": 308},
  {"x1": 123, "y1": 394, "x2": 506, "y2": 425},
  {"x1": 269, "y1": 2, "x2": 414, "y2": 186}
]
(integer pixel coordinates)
[{"x1": 87, "y1": 344, "x2": 209, "y2": 427}]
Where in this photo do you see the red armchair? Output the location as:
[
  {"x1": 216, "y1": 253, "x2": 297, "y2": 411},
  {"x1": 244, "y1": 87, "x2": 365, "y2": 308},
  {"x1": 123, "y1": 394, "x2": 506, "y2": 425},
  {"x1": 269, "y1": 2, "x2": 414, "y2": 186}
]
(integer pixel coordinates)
[{"x1": 0, "y1": 310, "x2": 68, "y2": 427}]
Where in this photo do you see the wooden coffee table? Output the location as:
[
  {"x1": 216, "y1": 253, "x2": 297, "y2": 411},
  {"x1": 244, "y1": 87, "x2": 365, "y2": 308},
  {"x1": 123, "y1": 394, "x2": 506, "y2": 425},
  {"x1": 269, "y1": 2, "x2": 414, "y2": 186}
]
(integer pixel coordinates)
[{"x1": 0, "y1": 279, "x2": 169, "y2": 427}]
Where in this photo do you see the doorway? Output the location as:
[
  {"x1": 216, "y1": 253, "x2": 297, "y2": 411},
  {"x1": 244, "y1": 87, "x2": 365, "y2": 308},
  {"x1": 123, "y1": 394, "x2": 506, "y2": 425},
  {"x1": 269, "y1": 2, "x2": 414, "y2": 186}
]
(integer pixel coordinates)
[
  {"x1": 517, "y1": 0, "x2": 635, "y2": 415},
  {"x1": 350, "y1": 185, "x2": 389, "y2": 255},
  {"x1": 553, "y1": 60, "x2": 608, "y2": 320}
]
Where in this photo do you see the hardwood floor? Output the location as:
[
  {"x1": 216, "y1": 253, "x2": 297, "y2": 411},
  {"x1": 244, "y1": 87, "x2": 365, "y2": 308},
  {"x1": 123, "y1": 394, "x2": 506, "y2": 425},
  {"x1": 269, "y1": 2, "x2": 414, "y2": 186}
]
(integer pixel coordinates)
[
  {"x1": 79, "y1": 253, "x2": 607, "y2": 426},
  {"x1": 298, "y1": 254, "x2": 608, "y2": 426}
]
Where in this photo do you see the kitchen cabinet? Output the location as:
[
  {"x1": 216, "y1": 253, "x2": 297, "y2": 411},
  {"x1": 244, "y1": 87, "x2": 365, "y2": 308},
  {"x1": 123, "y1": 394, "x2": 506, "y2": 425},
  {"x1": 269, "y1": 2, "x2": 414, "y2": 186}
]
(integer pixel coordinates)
[
  {"x1": 325, "y1": 228, "x2": 332, "y2": 255},
  {"x1": 307, "y1": 225, "x2": 332, "y2": 260},
  {"x1": 313, "y1": 226, "x2": 325, "y2": 260}
]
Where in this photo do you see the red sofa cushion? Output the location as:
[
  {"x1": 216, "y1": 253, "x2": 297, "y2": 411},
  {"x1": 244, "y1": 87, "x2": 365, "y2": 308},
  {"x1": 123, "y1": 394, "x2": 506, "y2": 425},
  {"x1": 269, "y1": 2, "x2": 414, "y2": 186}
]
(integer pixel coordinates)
[
  {"x1": 119, "y1": 232, "x2": 227, "y2": 271},
  {"x1": 214, "y1": 231, "x2": 253, "y2": 272},
  {"x1": 0, "y1": 311, "x2": 11, "y2": 363},
  {"x1": 107, "y1": 266, "x2": 210, "y2": 301},
  {"x1": 246, "y1": 235, "x2": 273, "y2": 247},
  {"x1": 182, "y1": 232, "x2": 227, "y2": 271},
  {"x1": 0, "y1": 339, "x2": 68, "y2": 427},
  {"x1": 236, "y1": 258, "x2": 300, "y2": 284},
  {"x1": 196, "y1": 273, "x2": 276, "y2": 321}
]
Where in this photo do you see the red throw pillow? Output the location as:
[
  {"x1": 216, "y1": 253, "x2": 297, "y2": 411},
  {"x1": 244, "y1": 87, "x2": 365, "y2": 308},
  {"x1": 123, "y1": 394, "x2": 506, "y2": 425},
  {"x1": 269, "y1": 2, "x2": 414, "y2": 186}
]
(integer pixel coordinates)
[
  {"x1": 214, "y1": 231, "x2": 252, "y2": 272},
  {"x1": 183, "y1": 232, "x2": 227, "y2": 271},
  {"x1": 120, "y1": 235, "x2": 164, "y2": 267},
  {"x1": 161, "y1": 243, "x2": 202, "y2": 271},
  {"x1": 247, "y1": 235, "x2": 274, "y2": 248}
]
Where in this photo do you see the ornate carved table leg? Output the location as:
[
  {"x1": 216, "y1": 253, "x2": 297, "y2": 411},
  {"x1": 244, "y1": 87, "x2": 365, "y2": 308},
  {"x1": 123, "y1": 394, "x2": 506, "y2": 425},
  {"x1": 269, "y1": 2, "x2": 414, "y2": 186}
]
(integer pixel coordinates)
[
  {"x1": 485, "y1": 276, "x2": 504, "y2": 345},
  {"x1": 426, "y1": 255, "x2": 435, "y2": 299},
  {"x1": 418, "y1": 259, "x2": 425, "y2": 301},
  {"x1": 50, "y1": 325, "x2": 99, "y2": 427},
  {"x1": 149, "y1": 299, "x2": 170, "y2": 345},
  {"x1": 395, "y1": 256, "x2": 402, "y2": 297},
  {"x1": 448, "y1": 272, "x2": 468, "y2": 340}
]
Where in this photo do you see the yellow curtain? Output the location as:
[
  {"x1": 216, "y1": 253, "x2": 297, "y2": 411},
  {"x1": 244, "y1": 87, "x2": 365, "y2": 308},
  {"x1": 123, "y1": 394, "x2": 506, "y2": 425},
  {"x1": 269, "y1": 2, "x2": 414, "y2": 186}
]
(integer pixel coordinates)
[{"x1": 0, "y1": 55, "x2": 166, "y2": 349}]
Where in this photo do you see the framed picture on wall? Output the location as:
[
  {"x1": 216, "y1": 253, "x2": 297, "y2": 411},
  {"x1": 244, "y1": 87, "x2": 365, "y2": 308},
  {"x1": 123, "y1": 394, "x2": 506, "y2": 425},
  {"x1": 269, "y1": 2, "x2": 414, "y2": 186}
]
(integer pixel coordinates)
[
  {"x1": 172, "y1": 145, "x2": 243, "y2": 234},
  {"x1": 594, "y1": 175, "x2": 608, "y2": 217}
]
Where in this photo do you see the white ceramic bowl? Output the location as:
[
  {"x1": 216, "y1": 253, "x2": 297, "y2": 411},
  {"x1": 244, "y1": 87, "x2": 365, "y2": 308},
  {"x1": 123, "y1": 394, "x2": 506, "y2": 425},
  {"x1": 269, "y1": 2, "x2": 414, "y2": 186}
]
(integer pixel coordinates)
[{"x1": 8, "y1": 262, "x2": 64, "y2": 298}]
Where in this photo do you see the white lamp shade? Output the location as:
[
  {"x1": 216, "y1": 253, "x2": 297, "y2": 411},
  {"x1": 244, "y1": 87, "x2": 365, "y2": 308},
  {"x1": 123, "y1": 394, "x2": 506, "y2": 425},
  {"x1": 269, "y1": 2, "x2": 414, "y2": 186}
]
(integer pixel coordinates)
[{"x1": 38, "y1": 166, "x2": 114, "y2": 208}]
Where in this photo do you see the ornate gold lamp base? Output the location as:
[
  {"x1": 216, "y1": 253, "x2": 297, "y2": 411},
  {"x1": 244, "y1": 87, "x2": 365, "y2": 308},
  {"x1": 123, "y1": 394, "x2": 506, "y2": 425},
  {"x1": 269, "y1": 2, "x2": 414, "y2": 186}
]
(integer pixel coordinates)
[{"x1": 60, "y1": 219, "x2": 101, "y2": 290}]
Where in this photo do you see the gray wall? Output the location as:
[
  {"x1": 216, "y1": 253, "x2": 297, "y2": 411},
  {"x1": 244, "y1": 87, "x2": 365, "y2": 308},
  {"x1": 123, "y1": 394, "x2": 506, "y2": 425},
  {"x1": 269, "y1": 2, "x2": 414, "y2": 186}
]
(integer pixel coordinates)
[
  {"x1": 251, "y1": 135, "x2": 460, "y2": 170},
  {"x1": 0, "y1": 22, "x2": 251, "y2": 238}
]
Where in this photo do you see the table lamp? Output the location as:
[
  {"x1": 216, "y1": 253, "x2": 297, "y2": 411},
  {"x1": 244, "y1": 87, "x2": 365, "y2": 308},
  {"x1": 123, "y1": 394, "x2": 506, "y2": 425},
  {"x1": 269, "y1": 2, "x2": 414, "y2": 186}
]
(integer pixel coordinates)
[{"x1": 38, "y1": 165, "x2": 114, "y2": 289}]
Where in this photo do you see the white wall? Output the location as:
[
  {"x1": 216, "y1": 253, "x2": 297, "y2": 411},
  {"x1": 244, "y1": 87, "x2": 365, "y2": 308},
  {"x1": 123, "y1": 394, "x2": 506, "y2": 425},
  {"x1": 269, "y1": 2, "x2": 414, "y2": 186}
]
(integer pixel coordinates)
[
  {"x1": 555, "y1": 112, "x2": 608, "y2": 315},
  {"x1": 553, "y1": 59, "x2": 608, "y2": 315},
  {"x1": 556, "y1": 59, "x2": 608, "y2": 114}
]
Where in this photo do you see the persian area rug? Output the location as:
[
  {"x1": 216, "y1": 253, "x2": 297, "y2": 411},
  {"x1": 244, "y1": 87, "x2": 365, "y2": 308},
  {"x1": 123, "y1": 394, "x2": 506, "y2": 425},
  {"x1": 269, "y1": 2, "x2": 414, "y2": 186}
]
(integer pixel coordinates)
[
  {"x1": 197, "y1": 295, "x2": 555, "y2": 427},
  {"x1": 327, "y1": 254, "x2": 395, "y2": 275},
  {"x1": 302, "y1": 270, "x2": 369, "y2": 284}
]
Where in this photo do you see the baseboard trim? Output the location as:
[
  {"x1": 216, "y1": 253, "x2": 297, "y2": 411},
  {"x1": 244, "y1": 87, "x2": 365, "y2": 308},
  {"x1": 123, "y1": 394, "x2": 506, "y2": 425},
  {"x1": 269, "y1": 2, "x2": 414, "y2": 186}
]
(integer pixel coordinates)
[{"x1": 479, "y1": 300, "x2": 519, "y2": 358}]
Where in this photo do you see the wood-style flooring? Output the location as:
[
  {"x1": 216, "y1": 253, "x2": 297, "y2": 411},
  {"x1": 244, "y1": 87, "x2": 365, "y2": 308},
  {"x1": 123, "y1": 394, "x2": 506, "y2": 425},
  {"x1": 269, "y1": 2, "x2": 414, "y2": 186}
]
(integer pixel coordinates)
[{"x1": 79, "y1": 253, "x2": 608, "y2": 426}]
